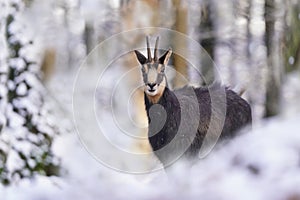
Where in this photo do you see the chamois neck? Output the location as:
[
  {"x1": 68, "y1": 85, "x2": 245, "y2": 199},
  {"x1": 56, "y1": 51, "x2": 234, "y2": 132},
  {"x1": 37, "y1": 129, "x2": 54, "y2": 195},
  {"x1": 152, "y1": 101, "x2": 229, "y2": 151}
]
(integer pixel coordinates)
[
  {"x1": 145, "y1": 90, "x2": 164, "y2": 104},
  {"x1": 144, "y1": 86, "x2": 174, "y2": 108}
]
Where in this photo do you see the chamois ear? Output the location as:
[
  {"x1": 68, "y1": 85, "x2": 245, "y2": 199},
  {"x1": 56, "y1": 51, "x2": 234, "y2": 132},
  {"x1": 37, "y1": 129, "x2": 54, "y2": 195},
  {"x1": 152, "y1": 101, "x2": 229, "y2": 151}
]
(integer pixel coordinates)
[
  {"x1": 134, "y1": 50, "x2": 147, "y2": 65},
  {"x1": 159, "y1": 48, "x2": 172, "y2": 65}
]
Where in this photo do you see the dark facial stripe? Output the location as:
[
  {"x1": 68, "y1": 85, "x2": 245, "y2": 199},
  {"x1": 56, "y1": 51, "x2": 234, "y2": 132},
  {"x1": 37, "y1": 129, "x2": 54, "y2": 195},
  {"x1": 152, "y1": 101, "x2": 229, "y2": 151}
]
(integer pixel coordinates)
[
  {"x1": 156, "y1": 73, "x2": 164, "y2": 85},
  {"x1": 143, "y1": 73, "x2": 148, "y2": 83}
]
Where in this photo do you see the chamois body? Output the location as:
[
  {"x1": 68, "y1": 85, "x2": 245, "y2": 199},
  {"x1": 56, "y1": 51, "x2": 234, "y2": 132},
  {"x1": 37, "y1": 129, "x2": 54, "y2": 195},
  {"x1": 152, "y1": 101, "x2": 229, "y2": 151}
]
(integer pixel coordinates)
[
  {"x1": 145, "y1": 84, "x2": 252, "y2": 166},
  {"x1": 134, "y1": 36, "x2": 252, "y2": 166}
]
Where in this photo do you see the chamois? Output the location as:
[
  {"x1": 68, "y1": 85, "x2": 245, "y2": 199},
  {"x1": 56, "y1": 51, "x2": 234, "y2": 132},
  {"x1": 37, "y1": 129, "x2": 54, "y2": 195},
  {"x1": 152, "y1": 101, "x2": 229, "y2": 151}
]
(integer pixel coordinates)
[{"x1": 134, "y1": 36, "x2": 252, "y2": 167}]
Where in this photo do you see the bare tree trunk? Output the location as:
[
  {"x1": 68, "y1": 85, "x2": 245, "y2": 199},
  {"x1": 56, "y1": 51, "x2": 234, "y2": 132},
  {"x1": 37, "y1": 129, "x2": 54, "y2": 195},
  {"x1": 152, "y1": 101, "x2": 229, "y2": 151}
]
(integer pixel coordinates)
[
  {"x1": 248, "y1": 0, "x2": 268, "y2": 122},
  {"x1": 40, "y1": 48, "x2": 56, "y2": 83},
  {"x1": 198, "y1": 0, "x2": 215, "y2": 85},
  {"x1": 284, "y1": 1, "x2": 300, "y2": 72},
  {"x1": 264, "y1": 0, "x2": 285, "y2": 117},
  {"x1": 84, "y1": 23, "x2": 95, "y2": 55},
  {"x1": 231, "y1": 0, "x2": 252, "y2": 95},
  {"x1": 172, "y1": 0, "x2": 188, "y2": 88},
  {"x1": 60, "y1": 0, "x2": 85, "y2": 70},
  {"x1": 212, "y1": 0, "x2": 235, "y2": 85}
]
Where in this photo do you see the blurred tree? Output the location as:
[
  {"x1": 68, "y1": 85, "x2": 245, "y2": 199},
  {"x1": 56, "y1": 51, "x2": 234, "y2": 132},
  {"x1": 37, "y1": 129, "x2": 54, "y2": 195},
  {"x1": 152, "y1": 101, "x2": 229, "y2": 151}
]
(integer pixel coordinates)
[
  {"x1": 59, "y1": 0, "x2": 85, "y2": 69},
  {"x1": 231, "y1": 0, "x2": 251, "y2": 90},
  {"x1": 264, "y1": 0, "x2": 285, "y2": 117},
  {"x1": 40, "y1": 48, "x2": 56, "y2": 83},
  {"x1": 198, "y1": 0, "x2": 215, "y2": 85},
  {"x1": 0, "y1": 1, "x2": 60, "y2": 185},
  {"x1": 0, "y1": 2, "x2": 9, "y2": 183},
  {"x1": 212, "y1": 0, "x2": 236, "y2": 86},
  {"x1": 241, "y1": 0, "x2": 267, "y2": 121},
  {"x1": 284, "y1": 0, "x2": 300, "y2": 72},
  {"x1": 172, "y1": 0, "x2": 188, "y2": 88}
]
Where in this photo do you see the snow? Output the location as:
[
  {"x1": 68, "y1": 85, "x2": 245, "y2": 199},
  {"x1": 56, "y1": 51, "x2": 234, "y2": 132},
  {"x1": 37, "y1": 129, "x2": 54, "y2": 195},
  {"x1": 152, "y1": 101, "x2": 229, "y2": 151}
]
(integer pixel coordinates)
[
  {"x1": 1, "y1": 67, "x2": 300, "y2": 199},
  {"x1": 9, "y1": 58, "x2": 26, "y2": 71},
  {"x1": 16, "y1": 82, "x2": 27, "y2": 96},
  {"x1": 6, "y1": 105, "x2": 25, "y2": 128},
  {"x1": 6, "y1": 150, "x2": 25, "y2": 173},
  {"x1": 282, "y1": 71, "x2": 300, "y2": 117}
]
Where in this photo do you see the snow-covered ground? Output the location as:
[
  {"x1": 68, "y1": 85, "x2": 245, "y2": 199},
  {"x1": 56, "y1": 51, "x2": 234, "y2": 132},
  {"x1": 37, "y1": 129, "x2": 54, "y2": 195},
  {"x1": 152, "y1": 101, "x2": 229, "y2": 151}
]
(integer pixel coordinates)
[{"x1": 1, "y1": 68, "x2": 300, "y2": 199}]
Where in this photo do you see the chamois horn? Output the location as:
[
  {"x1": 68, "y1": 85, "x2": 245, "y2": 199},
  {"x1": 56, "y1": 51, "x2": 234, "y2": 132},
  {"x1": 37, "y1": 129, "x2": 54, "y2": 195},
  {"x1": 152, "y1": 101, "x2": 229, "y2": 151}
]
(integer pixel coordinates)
[
  {"x1": 146, "y1": 36, "x2": 152, "y2": 61},
  {"x1": 154, "y1": 36, "x2": 159, "y2": 61}
]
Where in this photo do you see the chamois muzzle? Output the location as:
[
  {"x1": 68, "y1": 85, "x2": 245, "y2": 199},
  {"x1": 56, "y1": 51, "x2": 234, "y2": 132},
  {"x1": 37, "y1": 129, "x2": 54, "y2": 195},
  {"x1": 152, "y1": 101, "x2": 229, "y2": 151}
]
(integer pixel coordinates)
[{"x1": 146, "y1": 83, "x2": 158, "y2": 95}]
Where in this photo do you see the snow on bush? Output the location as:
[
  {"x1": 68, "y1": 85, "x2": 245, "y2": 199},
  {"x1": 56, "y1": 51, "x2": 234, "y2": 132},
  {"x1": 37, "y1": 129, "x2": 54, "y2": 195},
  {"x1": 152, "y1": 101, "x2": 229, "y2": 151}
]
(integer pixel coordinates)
[{"x1": 0, "y1": 0, "x2": 63, "y2": 185}]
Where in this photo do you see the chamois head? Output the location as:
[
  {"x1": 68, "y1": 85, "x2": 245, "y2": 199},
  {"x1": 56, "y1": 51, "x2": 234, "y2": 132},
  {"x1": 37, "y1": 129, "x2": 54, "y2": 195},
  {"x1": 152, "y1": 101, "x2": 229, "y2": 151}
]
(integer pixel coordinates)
[{"x1": 134, "y1": 36, "x2": 172, "y2": 103}]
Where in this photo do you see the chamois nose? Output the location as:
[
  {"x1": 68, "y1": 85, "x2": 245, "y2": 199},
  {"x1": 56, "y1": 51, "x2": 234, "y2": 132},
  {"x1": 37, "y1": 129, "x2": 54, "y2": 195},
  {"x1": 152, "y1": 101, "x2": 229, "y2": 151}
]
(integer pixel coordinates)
[{"x1": 147, "y1": 83, "x2": 157, "y2": 90}]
